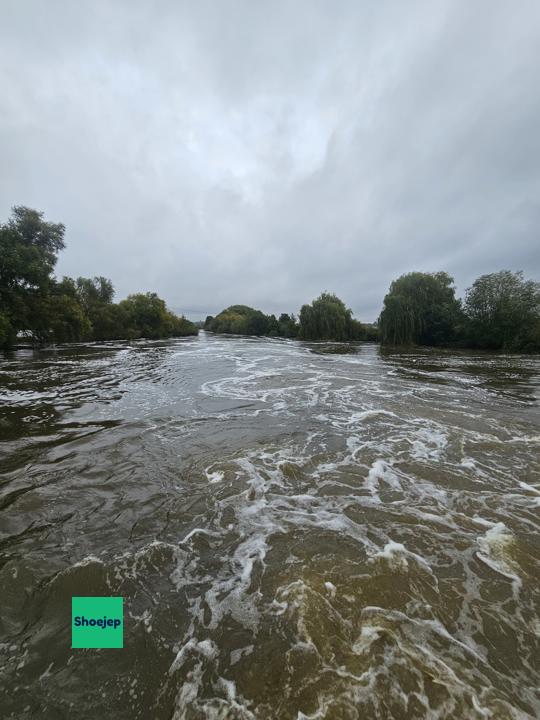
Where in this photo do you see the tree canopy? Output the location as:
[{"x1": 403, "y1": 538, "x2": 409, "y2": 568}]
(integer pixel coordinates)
[
  {"x1": 0, "y1": 206, "x2": 197, "y2": 349},
  {"x1": 3, "y1": 207, "x2": 539, "y2": 354},
  {"x1": 299, "y1": 293, "x2": 354, "y2": 341},
  {"x1": 298, "y1": 293, "x2": 375, "y2": 341},
  {"x1": 379, "y1": 270, "x2": 540, "y2": 351},
  {"x1": 464, "y1": 271, "x2": 540, "y2": 351},
  {"x1": 118, "y1": 292, "x2": 197, "y2": 340},
  {"x1": 205, "y1": 305, "x2": 276, "y2": 335},
  {"x1": 205, "y1": 295, "x2": 377, "y2": 342},
  {"x1": 378, "y1": 272, "x2": 462, "y2": 346},
  {"x1": 0, "y1": 206, "x2": 66, "y2": 347}
]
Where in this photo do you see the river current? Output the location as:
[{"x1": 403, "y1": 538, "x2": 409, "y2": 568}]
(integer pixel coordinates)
[{"x1": 0, "y1": 333, "x2": 539, "y2": 719}]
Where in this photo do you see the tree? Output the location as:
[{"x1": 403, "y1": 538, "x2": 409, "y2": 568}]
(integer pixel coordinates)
[
  {"x1": 0, "y1": 312, "x2": 14, "y2": 349},
  {"x1": 363, "y1": 323, "x2": 380, "y2": 342},
  {"x1": 267, "y1": 314, "x2": 279, "y2": 337},
  {"x1": 46, "y1": 279, "x2": 92, "y2": 343},
  {"x1": 464, "y1": 271, "x2": 540, "y2": 351},
  {"x1": 75, "y1": 276, "x2": 118, "y2": 340},
  {"x1": 277, "y1": 313, "x2": 299, "y2": 338},
  {"x1": 208, "y1": 305, "x2": 270, "y2": 335},
  {"x1": 118, "y1": 292, "x2": 197, "y2": 339},
  {"x1": 167, "y1": 313, "x2": 199, "y2": 337},
  {"x1": 0, "y1": 206, "x2": 65, "y2": 347},
  {"x1": 88, "y1": 303, "x2": 129, "y2": 341},
  {"x1": 378, "y1": 272, "x2": 462, "y2": 346},
  {"x1": 0, "y1": 207, "x2": 198, "y2": 347},
  {"x1": 76, "y1": 276, "x2": 115, "y2": 310},
  {"x1": 299, "y1": 293, "x2": 354, "y2": 341},
  {"x1": 207, "y1": 306, "x2": 303, "y2": 338}
]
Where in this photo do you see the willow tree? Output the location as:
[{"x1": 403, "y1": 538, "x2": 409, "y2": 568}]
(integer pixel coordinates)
[
  {"x1": 299, "y1": 292, "x2": 354, "y2": 341},
  {"x1": 379, "y1": 272, "x2": 462, "y2": 347}
]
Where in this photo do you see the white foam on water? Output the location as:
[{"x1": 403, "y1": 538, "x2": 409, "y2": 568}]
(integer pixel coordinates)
[
  {"x1": 471, "y1": 516, "x2": 498, "y2": 528},
  {"x1": 517, "y1": 481, "x2": 540, "y2": 506},
  {"x1": 170, "y1": 638, "x2": 257, "y2": 720},
  {"x1": 459, "y1": 457, "x2": 489, "y2": 479},
  {"x1": 476, "y1": 523, "x2": 522, "y2": 590},
  {"x1": 324, "y1": 581, "x2": 336, "y2": 598},
  {"x1": 129, "y1": 608, "x2": 153, "y2": 634},
  {"x1": 411, "y1": 427, "x2": 448, "y2": 461},
  {"x1": 3, "y1": 339, "x2": 540, "y2": 720},
  {"x1": 229, "y1": 645, "x2": 254, "y2": 666},
  {"x1": 365, "y1": 459, "x2": 402, "y2": 498},
  {"x1": 170, "y1": 637, "x2": 218, "y2": 674},
  {"x1": 369, "y1": 541, "x2": 436, "y2": 580},
  {"x1": 352, "y1": 624, "x2": 382, "y2": 655},
  {"x1": 518, "y1": 481, "x2": 540, "y2": 495},
  {"x1": 217, "y1": 676, "x2": 237, "y2": 702},
  {"x1": 179, "y1": 527, "x2": 220, "y2": 544},
  {"x1": 206, "y1": 469, "x2": 225, "y2": 484},
  {"x1": 347, "y1": 607, "x2": 513, "y2": 719},
  {"x1": 38, "y1": 662, "x2": 54, "y2": 681}
]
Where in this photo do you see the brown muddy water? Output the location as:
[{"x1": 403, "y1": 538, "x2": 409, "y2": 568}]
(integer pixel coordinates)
[{"x1": 0, "y1": 332, "x2": 539, "y2": 719}]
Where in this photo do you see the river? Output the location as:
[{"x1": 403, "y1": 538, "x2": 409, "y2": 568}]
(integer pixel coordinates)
[{"x1": 1, "y1": 332, "x2": 539, "y2": 719}]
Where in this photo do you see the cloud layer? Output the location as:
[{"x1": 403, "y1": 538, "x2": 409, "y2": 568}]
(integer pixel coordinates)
[{"x1": 2, "y1": 0, "x2": 539, "y2": 320}]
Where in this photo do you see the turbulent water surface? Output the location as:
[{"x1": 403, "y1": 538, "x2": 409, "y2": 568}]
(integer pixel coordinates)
[{"x1": 1, "y1": 333, "x2": 539, "y2": 719}]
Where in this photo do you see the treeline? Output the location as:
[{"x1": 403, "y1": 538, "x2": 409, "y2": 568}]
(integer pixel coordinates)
[
  {"x1": 0, "y1": 206, "x2": 197, "y2": 349},
  {"x1": 2, "y1": 207, "x2": 539, "y2": 352},
  {"x1": 205, "y1": 272, "x2": 540, "y2": 352},
  {"x1": 204, "y1": 294, "x2": 379, "y2": 342},
  {"x1": 379, "y1": 271, "x2": 540, "y2": 352}
]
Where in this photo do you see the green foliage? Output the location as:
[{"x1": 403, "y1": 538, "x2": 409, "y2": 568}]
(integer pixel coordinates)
[
  {"x1": 0, "y1": 312, "x2": 15, "y2": 349},
  {"x1": 76, "y1": 276, "x2": 115, "y2": 310},
  {"x1": 299, "y1": 293, "x2": 355, "y2": 341},
  {"x1": 349, "y1": 319, "x2": 365, "y2": 340},
  {"x1": 2, "y1": 206, "x2": 65, "y2": 283},
  {"x1": 209, "y1": 297, "x2": 367, "y2": 342},
  {"x1": 89, "y1": 302, "x2": 129, "y2": 341},
  {"x1": 278, "y1": 313, "x2": 299, "y2": 338},
  {"x1": 363, "y1": 324, "x2": 380, "y2": 342},
  {"x1": 207, "y1": 306, "x2": 300, "y2": 338},
  {"x1": 464, "y1": 271, "x2": 540, "y2": 351},
  {"x1": 207, "y1": 305, "x2": 270, "y2": 335},
  {"x1": 3, "y1": 207, "x2": 539, "y2": 354},
  {"x1": 379, "y1": 270, "x2": 540, "y2": 350},
  {"x1": 47, "y1": 289, "x2": 92, "y2": 344},
  {"x1": 0, "y1": 206, "x2": 66, "y2": 347},
  {"x1": 169, "y1": 314, "x2": 199, "y2": 337},
  {"x1": 379, "y1": 272, "x2": 462, "y2": 346},
  {"x1": 207, "y1": 309, "x2": 249, "y2": 334},
  {"x1": 0, "y1": 206, "x2": 197, "y2": 348},
  {"x1": 267, "y1": 314, "x2": 279, "y2": 337},
  {"x1": 117, "y1": 293, "x2": 197, "y2": 339},
  {"x1": 70, "y1": 276, "x2": 117, "y2": 340}
]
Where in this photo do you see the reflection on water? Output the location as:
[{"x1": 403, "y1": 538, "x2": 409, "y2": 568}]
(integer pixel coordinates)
[{"x1": 0, "y1": 333, "x2": 539, "y2": 719}]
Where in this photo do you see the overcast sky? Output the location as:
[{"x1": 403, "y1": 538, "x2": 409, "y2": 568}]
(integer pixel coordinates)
[{"x1": 1, "y1": 1, "x2": 539, "y2": 321}]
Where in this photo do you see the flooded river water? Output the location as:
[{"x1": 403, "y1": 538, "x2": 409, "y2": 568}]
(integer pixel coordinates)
[{"x1": 1, "y1": 333, "x2": 539, "y2": 719}]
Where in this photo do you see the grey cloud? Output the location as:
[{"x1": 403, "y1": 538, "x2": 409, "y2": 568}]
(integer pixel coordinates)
[{"x1": 1, "y1": 0, "x2": 539, "y2": 321}]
